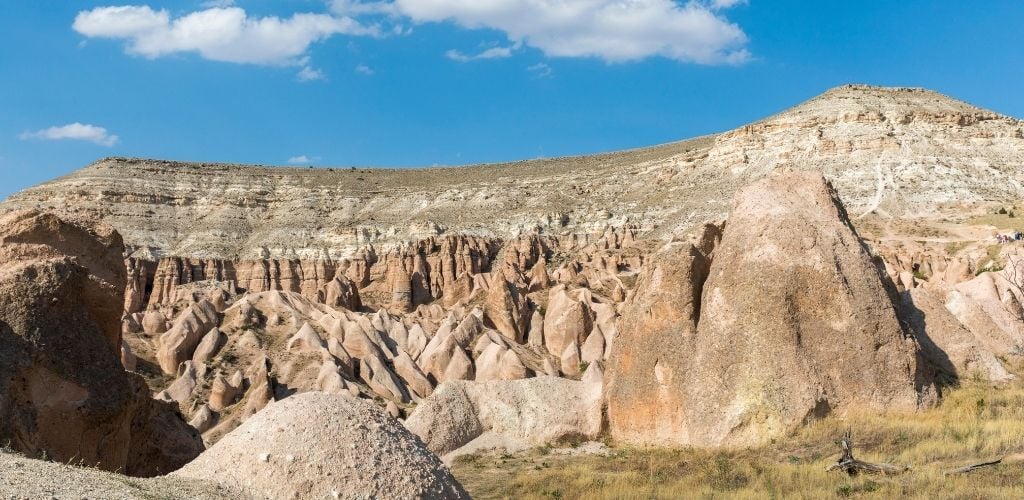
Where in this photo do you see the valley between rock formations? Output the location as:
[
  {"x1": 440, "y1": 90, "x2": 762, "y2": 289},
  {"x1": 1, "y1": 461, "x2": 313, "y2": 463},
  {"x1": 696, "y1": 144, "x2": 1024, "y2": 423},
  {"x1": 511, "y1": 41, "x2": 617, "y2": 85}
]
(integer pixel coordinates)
[{"x1": 2, "y1": 84, "x2": 1024, "y2": 499}]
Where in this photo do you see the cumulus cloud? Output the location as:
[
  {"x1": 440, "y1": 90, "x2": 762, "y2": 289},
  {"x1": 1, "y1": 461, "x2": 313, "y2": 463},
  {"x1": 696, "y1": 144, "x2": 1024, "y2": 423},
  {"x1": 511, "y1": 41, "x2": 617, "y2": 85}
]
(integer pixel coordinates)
[
  {"x1": 445, "y1": 45, "x2": 514, "y2": 62},
  {"x1": 73, "y1": 5, "x2": 381, "y2": 78},
  {"x1": 76, "y1": 1, "x2": 751, "y2": 75},
  {"x1": 381, "y1": 0, "x2": 750, "y2": 64},
  {"x1": 19, "y1": 123, "x2": 119, "y2": 147}
]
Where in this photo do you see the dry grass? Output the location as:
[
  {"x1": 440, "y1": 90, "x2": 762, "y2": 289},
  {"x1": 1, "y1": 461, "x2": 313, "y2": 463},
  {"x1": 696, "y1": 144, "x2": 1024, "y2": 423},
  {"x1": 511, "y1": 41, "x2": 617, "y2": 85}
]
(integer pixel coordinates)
[
  {"x1": 968, "y1": 213, "x2": 1024, "y2": 232},
  {"x1": 452, "y1": 366, "x2": 1024, "y2": 499}
]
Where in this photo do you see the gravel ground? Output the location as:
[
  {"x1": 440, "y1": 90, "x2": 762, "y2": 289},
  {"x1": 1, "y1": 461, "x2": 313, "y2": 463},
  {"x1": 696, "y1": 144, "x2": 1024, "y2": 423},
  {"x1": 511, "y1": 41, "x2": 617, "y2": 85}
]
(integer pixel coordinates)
[{"x1": 0, "y1": 450, "x2": 237, "y2": 499}]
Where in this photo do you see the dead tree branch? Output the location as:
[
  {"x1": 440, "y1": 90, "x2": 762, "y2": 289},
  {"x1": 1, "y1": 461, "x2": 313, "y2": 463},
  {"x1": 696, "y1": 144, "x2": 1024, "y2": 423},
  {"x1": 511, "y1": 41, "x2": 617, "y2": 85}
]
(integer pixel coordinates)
[
  {"x1": 825, "y1": 430, "x2": 910, "y2": 476},
  {"x1": 945, "y1": 459, "x2": 1002, "y2": 475}
]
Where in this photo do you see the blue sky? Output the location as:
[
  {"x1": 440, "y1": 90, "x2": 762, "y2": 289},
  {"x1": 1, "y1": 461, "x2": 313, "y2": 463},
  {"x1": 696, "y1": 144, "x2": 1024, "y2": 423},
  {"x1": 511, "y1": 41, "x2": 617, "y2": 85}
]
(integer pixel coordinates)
[{"x1": 1, "y1": 1, "x2": 1022, "y2": 200}]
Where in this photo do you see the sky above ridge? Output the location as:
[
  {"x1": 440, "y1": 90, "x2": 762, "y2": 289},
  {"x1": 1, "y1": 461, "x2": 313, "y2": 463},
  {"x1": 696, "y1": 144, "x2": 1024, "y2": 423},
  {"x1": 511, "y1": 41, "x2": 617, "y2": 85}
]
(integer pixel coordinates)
[{"x1": 1, "y1": 1, "x2": 1022, "y2": 200}]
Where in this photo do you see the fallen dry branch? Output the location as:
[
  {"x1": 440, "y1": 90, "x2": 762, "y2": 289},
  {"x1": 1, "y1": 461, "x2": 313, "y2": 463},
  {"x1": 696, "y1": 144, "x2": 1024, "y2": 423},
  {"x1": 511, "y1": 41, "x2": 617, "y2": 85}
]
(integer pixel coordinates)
[
  {"x1": 825, "y1": 430, "x2": 910, "y2": 476},
  {"x1": 945, "y1": 459, "x2": 1002, "y2": 475}
]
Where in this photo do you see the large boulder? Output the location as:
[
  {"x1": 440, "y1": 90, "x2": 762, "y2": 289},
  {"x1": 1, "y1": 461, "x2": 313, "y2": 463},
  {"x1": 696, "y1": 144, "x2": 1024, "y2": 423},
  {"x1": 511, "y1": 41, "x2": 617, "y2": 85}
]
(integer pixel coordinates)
[
  {"x1": 405, "y1": 371, "x2": 604, "y2": 457},
  {"x1": 175, "y1": 392, "x2": 468, "y2": 499},
  {"x1": 0, "y1": 210, "x2": 202, "y2": 476},
  {"x1": 608, "y1": 173, "x2": 931, "y2": 448}
]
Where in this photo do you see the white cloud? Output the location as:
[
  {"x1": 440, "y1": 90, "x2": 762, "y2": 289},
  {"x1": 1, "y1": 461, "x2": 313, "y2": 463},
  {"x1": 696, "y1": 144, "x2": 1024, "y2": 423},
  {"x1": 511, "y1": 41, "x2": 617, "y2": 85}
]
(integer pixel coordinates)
[
  {"x1": 330, "y1": 0, "x2": 398, "y2": 16},
  {"x1": 355, "y1": 64, "x2": 375, "y2": 75},
  {"x1": 74, "y1": 5, "x2": 381, "y2": 79},
  {"x1": 19, "y1": 123, "x2": 119, "y2": 147},
  {"x1": 445, "y1": 45, "x2": 513, "y2": 62},
  {"x1": 709, "y1": 0, "x2": 748, "y2": 9},
  {"x1": 527, "y1": 62, "x2": 552, "y2": 78},
  {"x1": 76, "y1": 1, "x2": 751, "y2": 76},
  {"x1": 287, "y1": 155, "x2": 320, "y2": 164},
  {"x1": 388, "y1": 0, "x2": 749, "y2": 64},
  {"x1": 297, "y1": 65, "x2": 326, "y2": 81},
  {"x1": 73, "y1": 6, "x2": 168, "y2": 38},
  {"x1": 200, "y1": 0, "x2": 235, "y2": 8}
]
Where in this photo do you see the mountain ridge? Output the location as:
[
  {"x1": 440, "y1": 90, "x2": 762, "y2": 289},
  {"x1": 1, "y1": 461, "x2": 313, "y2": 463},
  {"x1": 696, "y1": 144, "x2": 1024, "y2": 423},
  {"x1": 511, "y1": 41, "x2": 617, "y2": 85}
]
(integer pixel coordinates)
[{"x1": 3, "y1": 84, "x2": 1022, "y2": 260}]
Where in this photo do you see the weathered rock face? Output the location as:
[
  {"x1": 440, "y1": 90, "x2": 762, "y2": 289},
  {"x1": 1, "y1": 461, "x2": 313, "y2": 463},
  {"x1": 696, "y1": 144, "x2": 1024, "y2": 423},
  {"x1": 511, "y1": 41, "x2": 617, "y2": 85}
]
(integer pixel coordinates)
[
  {"x1": 689, "y1": 172, "x2": 929, "y2": 446},
  {"x1": 175, "y1": 392, "x2": 469, "y2": 500},
  {"x1": 605, "y1": 228, "x2": 718, "y2": 446},
  {"x1": 0, "y1": 210, "x2": 202, "y2": 476},
  {"x1": 608, "y1": 173, "x2": 932, "y2": 448},
  {"x1": 0, "y1": 210, "x2": 127, "y2": 350}
]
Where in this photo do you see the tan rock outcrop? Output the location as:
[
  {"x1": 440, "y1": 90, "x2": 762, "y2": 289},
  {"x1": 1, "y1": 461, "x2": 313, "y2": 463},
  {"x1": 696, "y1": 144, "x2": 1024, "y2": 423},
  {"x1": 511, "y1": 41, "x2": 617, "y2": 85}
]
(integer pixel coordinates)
[
  {"x1": 0, "y1": 210, "x2": 202, "y2": 476},
  {"x1": 158, "y1": 360, "x2": 202, "y2": 404},
  {"x1": 192, "y1": 327, "x2": 226, "y2": 364},
  {"x1": 209, "y1": 371, "x2": 244, "y2": 411},
  {"x1": 322, "y1": 274, "x2": 361, "y2": 311},
  {"x1": 606, "y1": 239, "x2": 713, "y2": 446},
  {"x1": 142, "y1": 309, "x2": 169, "y2": 335},
  {"x1": 608, "y1": 173, "x2": 931, "y2": 448},
  {"x1": 157, "y1": 299, "x2": 220, "y2": 374},
  {"x1": 900, "y1": 288, "x2": 1011, "y2": 382},
  {"x1": 543, "y1": 285, "x2": 592, "y2": 362}
]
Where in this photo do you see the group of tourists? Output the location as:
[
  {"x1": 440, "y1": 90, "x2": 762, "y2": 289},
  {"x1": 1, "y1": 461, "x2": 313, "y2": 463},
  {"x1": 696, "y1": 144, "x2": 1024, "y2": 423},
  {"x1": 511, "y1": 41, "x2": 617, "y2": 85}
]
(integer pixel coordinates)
[{"x1": 995, "y1": 232, "x2": 1023, "y2": 243}]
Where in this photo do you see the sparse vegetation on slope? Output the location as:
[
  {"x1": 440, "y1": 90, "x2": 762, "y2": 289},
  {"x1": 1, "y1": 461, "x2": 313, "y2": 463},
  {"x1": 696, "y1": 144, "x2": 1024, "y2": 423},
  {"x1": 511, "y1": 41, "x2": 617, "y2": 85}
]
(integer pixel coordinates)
[{"x1": 453, "y1": 363, "x2": 1024, "y2": 499}]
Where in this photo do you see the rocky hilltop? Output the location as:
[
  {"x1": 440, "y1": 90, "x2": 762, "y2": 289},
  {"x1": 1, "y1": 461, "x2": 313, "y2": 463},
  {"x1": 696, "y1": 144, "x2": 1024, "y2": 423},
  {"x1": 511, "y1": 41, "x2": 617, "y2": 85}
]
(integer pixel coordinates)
[{"x1": 4, "y1": 85, "x2": 1022, "y2": 261}]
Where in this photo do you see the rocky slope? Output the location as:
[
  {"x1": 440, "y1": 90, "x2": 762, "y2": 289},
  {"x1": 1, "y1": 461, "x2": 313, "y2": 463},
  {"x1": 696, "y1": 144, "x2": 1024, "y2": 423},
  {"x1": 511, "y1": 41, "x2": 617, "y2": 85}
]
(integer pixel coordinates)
[{"x1": 3, "y1": 85, "x2": 1022, "y2": 261}]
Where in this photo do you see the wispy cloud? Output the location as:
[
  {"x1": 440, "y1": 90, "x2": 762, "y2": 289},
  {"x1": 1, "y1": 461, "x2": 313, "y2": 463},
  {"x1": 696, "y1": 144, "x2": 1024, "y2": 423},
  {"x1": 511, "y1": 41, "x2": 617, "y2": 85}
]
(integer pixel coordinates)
[
  {"x1": 445, "y1": 45, "x2": 514, "y2": 63},
  {"x1": 297, "y1": 65, "x2": 326, "y2": 82},
  {"x1": 200, "y1": 0, "x2": 235, "y2": 7},
  {"x1": 287, "y1": 155, "x2": 320, "y2": 164},
  {"x1": 73, "y1": 5, "x2": 381, "y2": 80},
  {"x1": 355, "y1": 64, "x2": 375, "y2": 75},
  {"x1": 709, "y1": 0, "x2": 748, "y2": 10},
  {"x1": 527, "y1": 62, "x2": 553, "y2": 78},
  {"x1": 19, "y1": 123, "x2": 119, "y2": 147}
]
